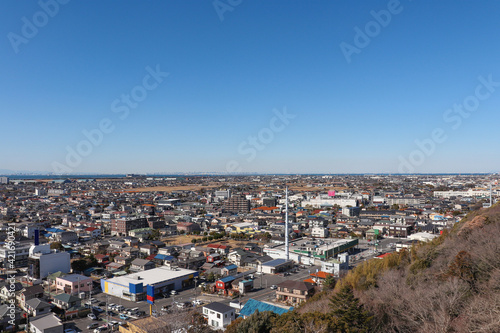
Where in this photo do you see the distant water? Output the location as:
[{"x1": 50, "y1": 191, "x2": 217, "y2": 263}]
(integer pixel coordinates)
[{"x1": 1, "y1": 174, "x2": 127, "y2": 180}]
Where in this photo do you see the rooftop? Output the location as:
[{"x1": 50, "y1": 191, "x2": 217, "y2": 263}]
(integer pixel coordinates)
[{"x1": 105, "y1": 266, "x2": 197, "y2": 287}]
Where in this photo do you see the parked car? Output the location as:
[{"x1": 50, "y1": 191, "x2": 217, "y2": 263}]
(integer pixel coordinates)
[
  {"x1": 98, "y1": 301, "x2": 106, "y2": 307},
  {"x1": 192, "y1": 300, "x2": 203, "y2": 306},
  {"x1": 161, "y1": 305, "x2": 171, "y2": 312},
  {"x1": 119, "y1": 314, "x2": 129, "y2": 320},
  {"x1": 94, "y1": 326, "x2": 108, "y2": 333},
  {"x1": 170, "y1": 290, "x2": 177, "y2": 295},
  {"x1": 64, "y1": 329, "x2": 77, "y2": 333},
  {"x1": 88, "y1": 313, "x2": 97, "y2": 320},
  {"x1": 87, "y1": 323, "x2": 99, "y2": 329},
  {"x1": 270, "y1": 285, "x2": 277, "y2": 290},
  {"x1": 106, "y1": 311, "x2": 115, "y2": 316}
]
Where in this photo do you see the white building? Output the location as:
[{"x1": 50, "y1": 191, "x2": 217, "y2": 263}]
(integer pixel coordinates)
[
  {"x1": 311, "y1": 227, "x2": 329, "y2": 238},
  {"x1": 433, "y1": 189, "x2": 493, "y2": 198},
  {"x1": 101, "y1": 266, "x2": 198, "y2": 302},
  {"x1": 302, "y1": 196, "x2": 357, "y2": 208},
  {"x1": 28, "y1": 244, "x2": 71, "y2": 279},
  {"x1": 203, "y1": 302, "x2": 235, "y2": 330}
]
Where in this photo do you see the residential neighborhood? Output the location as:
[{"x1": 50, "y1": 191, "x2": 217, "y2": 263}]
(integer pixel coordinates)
[{"x1": 0, "y1": 174, "x2": 497, "y2": 331}]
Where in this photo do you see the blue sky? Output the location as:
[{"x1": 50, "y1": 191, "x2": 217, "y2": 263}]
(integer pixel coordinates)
[{"x1": 1, "y1": 0, "x2": 499, "y2": 174}]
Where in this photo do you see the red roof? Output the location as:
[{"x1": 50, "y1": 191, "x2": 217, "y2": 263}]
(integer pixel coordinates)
[
  {"x1": 310, "y1": 271, "x2": 333, "y2": 279},
  {"x1": 303, "y1": 278, "x2": 317, "y2": 284},
  {"x1": 85, "y1": 227, "x2": 98, "y2": 231},
  {"x1": 251, "y1": 206, "x2": 279, "y2": 211},
  {"x1": 376, "y1": 253, "x2": 391, "y2": 259}
]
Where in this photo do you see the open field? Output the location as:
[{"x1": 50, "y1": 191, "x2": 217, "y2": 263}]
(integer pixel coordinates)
[{"x1": 111, "y1": 185, "x2": 219, "y2": 193}]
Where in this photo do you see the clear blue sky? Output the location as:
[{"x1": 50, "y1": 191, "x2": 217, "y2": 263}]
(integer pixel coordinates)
[{"x1": 1, "y1": 0, "x2": 499, "y2": 174}]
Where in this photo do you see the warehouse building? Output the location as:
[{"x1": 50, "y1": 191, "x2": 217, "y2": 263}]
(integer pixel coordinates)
[{"x1": 101, "y1": 266, "x2": 198, "y2": 301}]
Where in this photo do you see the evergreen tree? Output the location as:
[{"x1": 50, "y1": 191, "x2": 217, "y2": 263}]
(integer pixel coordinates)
[{"x1": 329, "y1": 285, "x2": 372, "y2": 332}]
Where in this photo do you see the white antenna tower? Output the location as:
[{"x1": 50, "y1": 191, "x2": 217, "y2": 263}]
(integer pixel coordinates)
[{"x1": 285, "y1": 186, "x2": 289, "y2": 261}]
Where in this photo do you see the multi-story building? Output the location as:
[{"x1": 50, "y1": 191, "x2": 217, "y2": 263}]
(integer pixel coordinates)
[
  {"x1": 27, "y1": 244, "x2": 70, "y2": 279},
  {"x1": 389, "y1": 224, "x2": 413, "y2": 238},
  {"x1": 55, "y1": 274, "x2": 92, "y2": 296},
  {"x1": 263, "y1": 197, "x2": 277, "y2": 207},
  {"x1": 386, "y1": 197, "x2": 425, "y2": 206},
  {"x1": 0, "y1": 177, "x2": 9, "y2": 184},
  {"x1": 111, "y1": 217, "x2": 148, "y2": 236},
  {"x1": 224, "y1": 195, "x2": 250, "y2": 213},
  {"x1": 0, "y1": 243, "x2": 31, "y2": 268}
]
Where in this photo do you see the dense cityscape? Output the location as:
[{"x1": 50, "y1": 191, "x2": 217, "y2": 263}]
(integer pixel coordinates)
[{"x1": 0, "y1": 174, "x2": 498, "y2": 332}]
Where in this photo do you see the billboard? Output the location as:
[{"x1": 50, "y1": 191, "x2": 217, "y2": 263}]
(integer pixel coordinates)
[
  {"x1": 328, "y1": 190, "x2": 335, "y2": 197},
  {"x1": 147, "y1": 285, "x2": 155, "y2": 304}
]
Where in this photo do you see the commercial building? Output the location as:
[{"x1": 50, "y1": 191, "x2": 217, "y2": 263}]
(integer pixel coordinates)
[
  {"x1": 263, "y1": 237, "x2": 358, "y2": 264},
  {"x1": 101, "y1": 266, "x2": 198, "y2": 301}
]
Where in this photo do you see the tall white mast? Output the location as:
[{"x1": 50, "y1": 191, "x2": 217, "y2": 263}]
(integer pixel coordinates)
[{"x1": 285, "y1": 186, "x2": 289, "y2": 261}]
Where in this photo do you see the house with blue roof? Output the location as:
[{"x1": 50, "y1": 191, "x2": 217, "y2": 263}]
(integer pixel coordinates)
[
  {"x1": 261, "y1": 258, "x2": 294, "y2": 274},
  {"x1": 239, "y1": 298, "x2": 293, "y2": 318},
  {"x1": 221, "y1": 264, "x2": 238, "y2": 276},
  {"x1": 216, "y1": 276, "x2": 235, "y2": 295}
]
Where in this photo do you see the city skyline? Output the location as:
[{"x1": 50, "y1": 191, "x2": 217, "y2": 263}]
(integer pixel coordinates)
[{"x1": 1, "y1": 1, "x2": 500, "y2": 174}]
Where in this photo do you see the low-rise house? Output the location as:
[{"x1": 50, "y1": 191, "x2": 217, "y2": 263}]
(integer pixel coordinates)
[
  {"x1": 0, "y1": 303, "x2": 22, "y2": 331},
  {"x1": 216, "y1": 276, "x2": 235, "y2": 295},
  {"x1": 239, "y1": 298, "x2": 293, "y2": 319},
  {"x1": 139, "y1": 244, "x2": 158, "y2": 256},
  {"x1": 221, "y1": 264, "x2": 238, "y2": 276},
  {"x1": 275, "y1": 280, "x2": 315, "y2": 305},
  {"x1": 52, "y1": 293, "x2": 81, "y2": 318},
  {"x1": 113, "y1": 256, "x2": 132, "y2": 265},
  {"x1": 29, "y1": 313, "x2": 63, "y2": 333},
  {"x1": 55, "y1": 231, "x2": 78, "y2": 244},
  {"x1": 121, "y1": 246, "x2": 140, "y2": 258},
  {"x1": 0, "y1": 282, "x2": 23, "y2": 302},
  {"x1": 94, "y1": 254, "x2": 109, "y2": 264},
  {"x1": 130, "y1": 258, "x2": 155, "y2": 271},
  {"x1": 84, "y1": 227, "x2": 101, "y2": 238},
  {"x1": 18, "y1": 284, "x2": 45, "y2": 310},
  {"x1": 25, "y1": 298, "x2": 52, "y2": 317},
  {"x1": 202, "y1": 302, "x2": 235, "y2": 330}
]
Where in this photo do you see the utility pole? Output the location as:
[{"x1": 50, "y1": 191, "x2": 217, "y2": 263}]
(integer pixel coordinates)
[
  {"x1": 194, "y1": 276, "x2": 198, "y2": 303},
  {"x1": 285, "y1": 186, "x2": 289, "y2": 261}
]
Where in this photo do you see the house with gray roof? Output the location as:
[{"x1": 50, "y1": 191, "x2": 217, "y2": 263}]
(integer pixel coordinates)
[
  {"x1": 25, "y1": 298, "x2": 52, "y2": 317},
  {"x1": 29, "y1": 313, "x2": 63, "y2": 333}
]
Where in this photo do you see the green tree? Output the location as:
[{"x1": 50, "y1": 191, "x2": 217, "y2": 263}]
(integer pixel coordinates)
[
  {"x1": 50, "y1": 241, "x2": 64, "y2": 251},
  {"x1": 323, "y1": 274, "x2": 336, "y2": 290},
  {"x1": 71, "y1": 259, "x2": 88, "y2": 272},
  {"x1": 226, "y1": 310, "x2": 276, "y2": 333},
  {"x1": 329, "y1": 285, "x2": 372, "y2": 332},
  {"x1": 150, "y1": 229, "x2": 161, "y2": 240}
]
